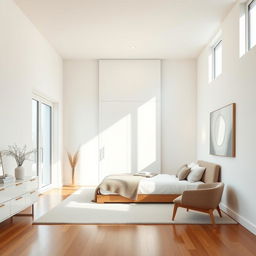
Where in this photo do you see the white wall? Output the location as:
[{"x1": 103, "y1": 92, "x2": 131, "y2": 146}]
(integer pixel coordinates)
[
  {"x1": 197, "y1": 3, "x2": 256, "y2": 234},
  {"x1": 63, "y1": 59, "x2": 196, "y2": 184},
  {"x1": 162, "y1": 60, "x2": 197, "y2": 173},
  {"x1": 0, "y1": 0, "x2": 63, "y2": 185},
  {"x1": 63, "y1": 60, "x2": 98, "y2": 185}
]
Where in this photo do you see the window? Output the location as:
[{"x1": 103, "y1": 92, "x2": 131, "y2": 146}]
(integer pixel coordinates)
[
  {"x1": 213, "y1": 40, "x2": 222, "y2": 80},
  {"x1": 239, "y1": 0, "x2": 256, "y2": 56},
  {"x1": 248, "y1": 0, "x2": 256, "y2": 49},
  {"x1": 32, "y1": 97, "x2": 53, "y2": 189}
]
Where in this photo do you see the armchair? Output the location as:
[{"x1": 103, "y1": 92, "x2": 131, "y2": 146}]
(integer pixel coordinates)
[{"x1": 172, "y1": 182, "x2": 224, "y2": 225}]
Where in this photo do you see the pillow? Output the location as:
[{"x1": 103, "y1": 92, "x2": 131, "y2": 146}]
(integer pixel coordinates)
[
  {"x1": 187, "y1": 165, "x2": 206, "y2": 182},
  {"x1": 176, "y1": 164, "x2": 187, "y2": 177},
  {"x1": 177, "y1": 166, "x2": 191, "y2": 181},
  {"x1": 188, "y1": 162, "x2": 197, "y2": 169}
]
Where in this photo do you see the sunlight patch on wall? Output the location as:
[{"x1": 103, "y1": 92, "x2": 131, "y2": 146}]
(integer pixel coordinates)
[
  {"x1": 78, "y1": 136, "x2": 99, "y2": 185},
  {"x1": 137, "y1": 98, "x2": 156, "y2": 172},
  {"x1": 52, "y1": 161, "x2": 62, "y2": 187},
  {"x1": 100, "y1": 114, "x2": 131, "y2": 179}
]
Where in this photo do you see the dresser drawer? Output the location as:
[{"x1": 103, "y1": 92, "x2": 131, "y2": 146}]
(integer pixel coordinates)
[
  {"x1": 0, "y1": 201, "x2": 11, "y2": 221},
  {"x1": 25, "y1": 178, "x2": 38, "y2": 192},
  {"x1": 25, "y1": 190, "x2": 38, "y2": 206},
  {"x1": 10, "y1": 195, "x2": 26, "y2": 214},
  {"x1": 12, "y1": 182, "x2": 26, "y2": 197},
  {"x1": 0, "y1": 187, "x2": 13, "y2": 203},
  {"x1": 0, "y1": 182, "x2": 29, "y2": 203}
]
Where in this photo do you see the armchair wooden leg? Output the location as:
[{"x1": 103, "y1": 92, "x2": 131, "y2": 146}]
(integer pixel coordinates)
[
  {"x1": 209, "y1": 209, "x2": 215, "y2": 225},
  {"x1": 172, "y1": 204, "x2": 179, "y2": 221},
  {"x1": 186, "y1": 208, "x2": 189, "y2": 212},
  {"x1": 216, "y1": 205, "x2": 222, "y2": 217}
]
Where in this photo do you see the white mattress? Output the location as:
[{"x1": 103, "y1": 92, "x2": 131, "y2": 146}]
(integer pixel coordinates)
[{"x1": 100, "y1": 174, "x2": 203, "y2": 195}]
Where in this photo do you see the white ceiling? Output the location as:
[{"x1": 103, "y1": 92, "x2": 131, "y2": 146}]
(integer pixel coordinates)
[{"x1": 15, "y1": 0, "x2": 235, "y2": 59}]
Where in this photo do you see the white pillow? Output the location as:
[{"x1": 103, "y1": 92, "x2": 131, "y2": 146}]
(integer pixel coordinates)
[
  {"x1": 187, "y1": 162, "x2": 197, "y2": 169},
  {"x1": 187, "y1": 165, "x2": 206, "y2": 182}
]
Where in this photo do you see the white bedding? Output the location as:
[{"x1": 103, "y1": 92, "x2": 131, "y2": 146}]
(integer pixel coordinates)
[{"x1": 100, "y1": 174, "x2": 203, "y2": 195}]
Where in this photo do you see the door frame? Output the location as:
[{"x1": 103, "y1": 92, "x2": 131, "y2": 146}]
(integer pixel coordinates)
[{"x1": 32, "y1": 94, "x2": 54, "y2": 192}]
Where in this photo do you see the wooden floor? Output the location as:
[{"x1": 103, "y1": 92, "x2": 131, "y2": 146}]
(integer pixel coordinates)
[{"x1": 0, "y1": 187, "x2": 256, "y2": 256}]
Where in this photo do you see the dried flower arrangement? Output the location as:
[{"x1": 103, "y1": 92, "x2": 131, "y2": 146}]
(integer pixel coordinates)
[
  {"x1": 4, "y1": 144, "x2": 36, "y2": 167},
  {"x1": 67, "y1": 148, "x2": 80, "y2": 185}
]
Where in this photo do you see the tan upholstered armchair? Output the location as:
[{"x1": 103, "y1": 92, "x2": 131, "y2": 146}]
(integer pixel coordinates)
[{"x1": 172, "y1": 182, "x2": 224, "y2": 225}]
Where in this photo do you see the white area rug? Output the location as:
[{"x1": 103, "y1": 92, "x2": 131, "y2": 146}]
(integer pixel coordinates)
[{"x1": 34, "y1": 188, "x2": 236, "y2": 225}]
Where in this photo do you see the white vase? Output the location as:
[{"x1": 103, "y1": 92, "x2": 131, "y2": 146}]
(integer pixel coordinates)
[{"x1": 15, "y1": 166, "x2": 25, "y2": 180}]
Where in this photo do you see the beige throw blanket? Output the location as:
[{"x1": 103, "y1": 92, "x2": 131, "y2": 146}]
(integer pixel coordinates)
[{"x1": 95, "y1": 174, "x2": 144, "y2": 200}]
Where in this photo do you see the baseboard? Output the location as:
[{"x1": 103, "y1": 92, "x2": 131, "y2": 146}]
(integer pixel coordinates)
[{"x1": 220, "y1": 203, "x2": 256, "y2": 235}]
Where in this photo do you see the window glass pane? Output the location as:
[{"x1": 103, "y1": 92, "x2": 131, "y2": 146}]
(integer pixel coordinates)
[
  {"x1": 249, "y1": 0, "x2": 256, "y2": 49},
  {"x1": 214, "y1": 41, "x2": 222, "y2": 79},
  {"x1": 41, "y1": 103, "x2": 52, "y2": 187}
]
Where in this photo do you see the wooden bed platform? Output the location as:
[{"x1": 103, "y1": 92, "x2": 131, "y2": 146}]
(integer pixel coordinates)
[{"x1": 95, "y1": 188, "x2": 179, "y2": 203}]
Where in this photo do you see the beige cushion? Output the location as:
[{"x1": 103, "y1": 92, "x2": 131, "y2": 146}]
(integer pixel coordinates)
[
  {"x1": 177, "y1": 167, "x2": 191, "y2": 180},
  {"x1": 173, "y1": 195, "x2": 182, "y2": 204},
  {"x1": 187, "y1": 165, "x2": 206, "y2": 182},
  {"x1": 197, "y1": 160, "x2": 220, "y2": 183},
  {"x1": 175, "y1": 164, "x2": 187, "y2": 177}
]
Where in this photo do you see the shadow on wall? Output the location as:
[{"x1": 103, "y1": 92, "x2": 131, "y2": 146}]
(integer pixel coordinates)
[{"x1": 225, "y1": 185, "x2": 239, "y2": 213}]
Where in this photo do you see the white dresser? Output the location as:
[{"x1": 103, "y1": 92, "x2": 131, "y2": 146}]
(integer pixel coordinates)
[{"x1": 0, "y1": 176, "x2": 38, "y2": 222}]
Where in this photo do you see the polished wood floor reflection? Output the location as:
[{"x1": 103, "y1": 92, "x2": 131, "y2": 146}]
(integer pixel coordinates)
[{"x1": 0, "y1": 187, "x2": 256, "y2": 256}]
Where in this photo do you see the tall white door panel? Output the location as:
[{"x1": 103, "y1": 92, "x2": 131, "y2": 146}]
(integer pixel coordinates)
[
  {"x1": 99, "y1": 102, "x2": 135, "y2": 180},
  {"x1": 99, "y1": 60, "x2": 161, "y2": 181}
]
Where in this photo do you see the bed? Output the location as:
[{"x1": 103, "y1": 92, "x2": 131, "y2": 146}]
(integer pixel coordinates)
[{"x1": 95, "y1": 160, "x2": 220, "y2": 203}]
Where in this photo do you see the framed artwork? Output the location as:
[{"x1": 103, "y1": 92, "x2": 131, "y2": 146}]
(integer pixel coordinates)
[
  {"x1": 210, "y1": 103, "x2": 236, "y2": 157},
  {"x1": 0, "y1": 152, "x2": 5, "y2": 177}
]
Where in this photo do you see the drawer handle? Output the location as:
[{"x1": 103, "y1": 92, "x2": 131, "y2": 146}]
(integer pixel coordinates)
[
  {"x1": 16, "y1": 197, "x2": 23, "y2": 201},
  {"x1": 16, "y1": 183, "x2": 23, "y2": 186},
  {"x1": 30, "y1": 178, "x2": 36, "y2": 182},
  {"x1": 0, "y1": 204, "x2": 5, "y2": 208},
  {"x1": 0, "y1": 188, "x2": 5, "y2": 192},
  {"x1": 30, "y1": 190, "x2": 36, "y2": 194}
]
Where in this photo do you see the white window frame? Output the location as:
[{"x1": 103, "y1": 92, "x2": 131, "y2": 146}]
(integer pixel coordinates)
[
  {"x1": 246, "y1": 0, "x2": 256, "y2": 51},
  {"x1": 32, "y1": 93, "x2": 54, "y2": 193},
  {"x1": 212, "y1": 39, "x2": 222, "y2": 81}
]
